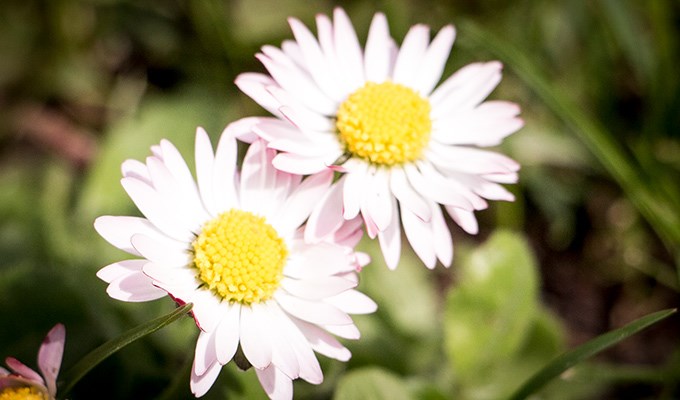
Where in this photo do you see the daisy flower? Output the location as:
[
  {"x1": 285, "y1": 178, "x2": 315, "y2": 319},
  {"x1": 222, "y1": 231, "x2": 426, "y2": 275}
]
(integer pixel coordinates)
[
  {"x1": 94, "y1": 127, "x2": 375, "y2": 399},
  {"x1": 1, "y1": 324, "x2": 65, "y2": 400},
  {"x1": 235, "y1": 8, "x2": 523, "y2": 269}
]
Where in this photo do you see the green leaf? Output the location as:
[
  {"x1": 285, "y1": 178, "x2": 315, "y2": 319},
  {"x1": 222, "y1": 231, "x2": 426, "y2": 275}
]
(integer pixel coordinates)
[
  {"x1": 58, "y1": 303, "x2": 193, "y2": 398},
  {"x1": 508, "y1": 308, "x2": 677, "y2": 400},
  {"x1": 444, "y1": 230, "x2": 539, "y2": 379},
  {"x1": 333, "y1": 367, "x2": 415, "y2": 400}
]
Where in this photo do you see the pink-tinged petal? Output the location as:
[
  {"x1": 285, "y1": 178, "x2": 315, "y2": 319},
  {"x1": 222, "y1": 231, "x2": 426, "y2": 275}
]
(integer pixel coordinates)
[
  {"x1": 130, "y1": 234, "x2": 190, "y2": 267},
  {"x1": 96, "y1": 259, "x2": 143, "y2": 283},
  {"x1": 215, "y1": 303, "x2": 241, "y2": 364},
  {"x1": 274, "y1": 170, "x2": 333, "y2": 233},
  {"x1": 210, "y1": 129, "x2": 239, "y2": 213},
  {"x1": 272, "y1": 151, "x2": 335, "y2": 175},
  {"x1": 240, "y1": 140, "x2": 278, "y2": 216},
  {"x1": 265, "y1": 130, "x2": 338, "y2": 159},
  {"x1": 389, "y1": 167, "x2": 431, "y2": 221},
  {"x1": 121, "y1": 159, "x2": 151, "y2": 184},
  {"x1": 332, "y1": 8, "x2": 365, "y2": 92},
  {"x1": 276, "y1": 101, "x2": 336, "y2": 134},
  {"x1": 364, "y1": 12, "x2": 392, "y2": 82},
  {"x1": 401, "y1": 207, "x2": 437, "y2": 269},
  {"x1": 292, "y1": 319, "x2": 351, "y2": 361},
  {"x1": 305, "y1": 181, "x2": 345, "y2": 243},
  {"x1": 157, "y1": 140, "x2": 205, "y2": 211},
  {"x1": 415, "y1": 26, "x2": 456, "y2": 96},
  {"x1": 142, "y1": 262, "x2": 196, "y2": 285},
  {"x1": 235, "y1": 73, "x2": 285, "y2": 119},
  {"x1": 377, "y1": 196, "x2": 401, "y2": 269},
  {"x1": 392, "y1": 24, "x2": 430, "y2": 86},
  {"x1": 361, "y1": 207, "x2": 379, "y2": 239},
  {"x1": 38, "y1": 323, "x2": 65, "y2": 397},
  {"x1": 5, "y1": 358, "x2": 43, "y2": 384},
  {"x1": 275, "y1": 292, "x2": 352, "y2": 326},
  {"x1": 239, "y1": 304, "x2": 273, "y2": 369},
  {"x1": 0, "y1": 366, "x2": 8, "y2": 375},
  {"x1": 195, "y1": 127, "x2": 217, "y2": 216},
  {"x1": 324, "y1": 290, "x2": 377, "y2": 314},
  {"x1": 223, "y1": 116, "x2": 262, "y2": 143},
  {"x1": 445, "y1": 206, "x2": 479, "y2": 235},
  {"x1": 121, "y1": 177, "x2": 193, "y2": 241},
  {"x1": 254, "y1": 118, "x2": 323, "y2": 153},
  {"x1": 362, "y1": 168, "x2": 393, "y2": 232},
  {"x1": 107, "y1": 271, "x2": 166, "y2": 302},
  {"x1": 190, "y1": 359, "x2": 222, "y2": 398},
  {"x1": 329, "y1": 216, "x2": 364, "y2": 248},
  {"x1": 403, "y1": 163, "x2": 474, "y2": 210},
  {"x1": 260, "y1": 304, "x2": 300, "y2": 380},
  {"x1": 285, "y1": 242, "x2": 354, "y2": 279},
  {"x1": 431, "y1": 61, "x2": 503, "y2": 115},
  {"x1": 257, "y1": 54, "x2": 337, "y2": 116},
  {"x1": 281, "y1": 276, "x2": 356, "y2": 300},
  {"x1": 321, "y1": 323, "x2": 360, "y2": 340},
  {"x1": 193, "y1": 330, "x2": 217, "y2": 376},
  {"x1": 431, "y1": 204, "x2": 453, "y2": 267},
  {"x1": 255, "y1": 365, "x2": 294, "y2": 400},
  {"x1": 288, "y1": 18, "x2": 344, "y2": 102}
]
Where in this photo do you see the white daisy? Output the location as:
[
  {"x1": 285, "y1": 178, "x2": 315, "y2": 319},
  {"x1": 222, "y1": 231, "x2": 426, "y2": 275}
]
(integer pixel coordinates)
[
  {"x1": 235, "y1": 8, "x2": 523, "y2": 269},
  {"x1": 94, "y1": 127, "x2": 375, "y2": 399}
]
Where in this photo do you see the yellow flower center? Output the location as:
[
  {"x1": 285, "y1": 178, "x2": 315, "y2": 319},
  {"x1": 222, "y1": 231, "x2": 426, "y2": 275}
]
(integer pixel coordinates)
[
  {"x1": 192, "y1": 210, "x2": 287, "y2": 304},
  {"x1": 336, "y1": 81, "x2": 432, "y2": 166},
  {"x1": 0, "y1": 387, "x2": 47, "y2": 400}
]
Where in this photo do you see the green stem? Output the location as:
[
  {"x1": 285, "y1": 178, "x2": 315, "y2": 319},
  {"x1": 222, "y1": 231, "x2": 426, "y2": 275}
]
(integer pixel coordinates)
[
  {"x1": 507, "y1": 308, "x2": 676, "y2": 400},
  {"x1": 58, "y1": 303, "x2": 193, "y2": 398}
]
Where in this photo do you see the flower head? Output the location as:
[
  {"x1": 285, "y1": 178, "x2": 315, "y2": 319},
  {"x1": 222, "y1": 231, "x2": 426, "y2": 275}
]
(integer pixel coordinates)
[
  {"x1": 236, "y1": 8, "x2": 523, "y2": 269},
  {"x1": 0, "y1": 324, "x2": 65, "y2": 400},
  {"x1": 95, "y1": 127, "x2": 375, "y2": 399}
]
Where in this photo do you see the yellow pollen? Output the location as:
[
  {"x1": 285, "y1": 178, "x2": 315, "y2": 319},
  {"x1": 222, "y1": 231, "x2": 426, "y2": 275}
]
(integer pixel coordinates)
[
  {"x1": 336, "y1": 81, "x2": 432, "y2": 166},
  {"x1": 0, "y1": 387, "x2": 47, "y2": 400},
  {"x1": 192, "y1": 209, "x2": 287, "y2": 304}
]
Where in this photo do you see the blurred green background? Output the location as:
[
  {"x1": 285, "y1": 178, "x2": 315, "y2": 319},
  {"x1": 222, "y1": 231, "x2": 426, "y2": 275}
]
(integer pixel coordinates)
[{"x1": 1, "y1": 0, "x2": 679, "y2": 399}]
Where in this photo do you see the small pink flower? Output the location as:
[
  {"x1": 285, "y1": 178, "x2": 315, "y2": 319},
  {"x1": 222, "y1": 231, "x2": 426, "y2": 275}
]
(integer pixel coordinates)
[{"x1": 0, "y1": 324, "x2": 65, "y2": 400}]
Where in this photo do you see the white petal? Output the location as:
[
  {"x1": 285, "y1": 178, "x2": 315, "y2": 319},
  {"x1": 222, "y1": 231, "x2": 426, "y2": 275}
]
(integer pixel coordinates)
[
  {"x1": 403, "y1": 163, "x2": 474, "y2": 210},
  {"x1": 445, "y1": 206, "x2": 478, "y2": 235},
  {"x1": 288, "y1": 17, "x2": 344, "y2": 102},
  {"x1": 131, "y1": 234, "x2": 190, "y2": 267},
  {"x1": 240, "y1": 140, "x2": 277, "y2": 215},
  {"x1": 189, "y1": 289, "x2": 224, "y2": 333},
  {"x1": 212, "y1": 130, "x2": 239, "y2": 213},
  {"x1": 285, "y1": 242, "x2": 354, "y2": 279},
  {"x1": 121, "y1": 177, "x2": 193, "y2": 241},
  {"x1": 431, "y1": 204, "x2": 453, "y2": 267},
  {"x1": 292, "y1": 318, "x2": 351, "y2": 361},
  {"x1": 97, "y1": 259, "x2": 146, "y2": 283},
  {"x1": 364, "y1": 12, "x2": 392, "y2": 83},
  {"x1": 413, "y1": 25, "x2": 456, "y2": 95},
  {"x1": 195, "y1": 127, "x2": 218, "y2": 216},
  {"x1": 304, "y1": 181, "x2": 345, "y2": 243},
  {"x1": 256, "y1": 365, "x2": 294, "y2": 400},
  {"x1": 194, "y1": 330, "x2": 217, "y2": 376},
  {"x1": 190, "y1": 360, "x2": 222, "y2": 398},
  {"x1": 332, "y1": 8, "x2": 365, "y2": 92},
  {"x1": 321, "y1": 323, "x2": 360, "y2": 340},
  {"x1": 275, "y1": 291, "x2": 352, "y2": 326},
  {"x1": 215, "y1": 303, "x2": 241, "y2": 364},
  {"x1": 341, "y1": 161, "x2": 368, "y2": 219},
  {"x1": 223, "y1": 116, "x2": 262, "y2": 143},
  {"x1": 121, "y1": 159, "x2": 151, "y2": 184},
  {"x1": 240, "y1": 304, "x2": 273, "y2": 369},
  {"x1": 142, "y1": 262, "x2": 196, "y2": 285},
  {"x1": 377, "y1": 196, "x2": 401, "y2": 270},
  {"x1": 257, "y1": 54, "x2": 337, "y2": 116},
  {"x1": 401, "y1": 206, "x2": 437, "y2": 269},
  {"x1": 273, "y1": 170, "x2": 333, "y2": 233},
  {"x1": 416, "y1": 160, "x2": 487, "y2": 210},
  {"x1": 430, "y1": 61, "x2": 503, "y2": 115},
  {"x1": 426, "y1": 143, "x2": 520, "y2": 175},
  {"x1": 362, "y1": 167, "x2": 393, "y2": 232},
  {"x1": 281, "y1": 276, "x2": 356, "y2": 300},
  {"x1": 393, "y1": 24, "x2": 430, "y2": 86},
  {"x1": 235, "y1": 73, "x2": 285, "y2": 118},
  {"x1": 432, "y1": 101, "x2": 523, "y2": 146},
  {"x1": 94, "y1": 215, "x2": 174, "y2": 257},
  {"x1": 389, "y1": 167, "x2": 431, "y2": 221},
  {"x1": 107, "y1": 270, "x2": 166, "y2": 302},
  {"x1": 324, "y1": 290, "x2": 377, "y2": 314},
  {"x1": 272, "y1": 151, "x2": 337, "y2": 175}
]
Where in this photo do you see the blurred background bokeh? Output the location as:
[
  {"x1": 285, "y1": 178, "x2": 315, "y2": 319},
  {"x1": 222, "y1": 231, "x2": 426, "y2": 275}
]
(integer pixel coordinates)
[{"x1": 1, "y1": 1, "x2": 679, "y2": 399}]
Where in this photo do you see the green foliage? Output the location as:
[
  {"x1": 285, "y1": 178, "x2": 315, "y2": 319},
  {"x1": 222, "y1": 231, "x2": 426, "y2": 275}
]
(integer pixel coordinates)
[{"x1": 334, "y1": 367, "x2": 415, "y2": 400}]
